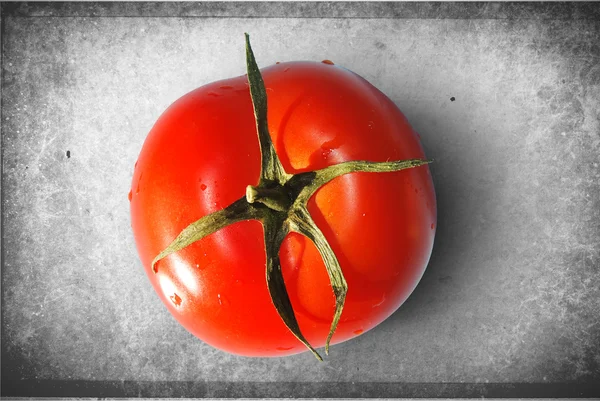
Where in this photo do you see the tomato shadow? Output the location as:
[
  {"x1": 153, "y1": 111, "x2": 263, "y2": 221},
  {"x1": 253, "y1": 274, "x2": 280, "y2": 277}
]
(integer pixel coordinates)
[{"x1": 374, "y1": 109, "x2": 497, "y2": 329}]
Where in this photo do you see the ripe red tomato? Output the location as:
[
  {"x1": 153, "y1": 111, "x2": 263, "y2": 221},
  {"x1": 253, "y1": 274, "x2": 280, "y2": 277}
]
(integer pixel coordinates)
[{"x1": 130, "y1": 59, "x2": 436, "y2": 357}]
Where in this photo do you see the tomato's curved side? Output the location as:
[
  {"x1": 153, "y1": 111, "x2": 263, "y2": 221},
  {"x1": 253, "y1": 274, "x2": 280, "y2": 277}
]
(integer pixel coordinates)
[{"x1": 130, "y1": 61, "x2": 436, "y2": 357}]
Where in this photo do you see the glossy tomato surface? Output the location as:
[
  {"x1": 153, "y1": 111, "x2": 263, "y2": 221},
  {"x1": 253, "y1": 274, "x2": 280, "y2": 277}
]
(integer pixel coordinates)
[{"x1": 130, "y1": 61, "x2": 436, "y2": 357}]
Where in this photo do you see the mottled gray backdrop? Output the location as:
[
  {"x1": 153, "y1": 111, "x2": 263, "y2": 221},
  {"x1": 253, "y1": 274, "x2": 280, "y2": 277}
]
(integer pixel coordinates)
[{"x1": 1, "y1": 2, "x2": 599, "y2": 398}]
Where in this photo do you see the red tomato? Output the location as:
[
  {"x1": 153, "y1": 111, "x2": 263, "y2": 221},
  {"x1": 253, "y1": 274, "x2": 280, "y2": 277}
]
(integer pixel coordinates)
[{"x1": 130, "y1": 60, "x2": 436, "y2": 357}]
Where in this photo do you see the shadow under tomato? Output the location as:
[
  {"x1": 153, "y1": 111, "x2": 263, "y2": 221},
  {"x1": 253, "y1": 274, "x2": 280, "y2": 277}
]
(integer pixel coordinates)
[{"x1": 374, "y1": 109, "x2": 500, "y2": 330}]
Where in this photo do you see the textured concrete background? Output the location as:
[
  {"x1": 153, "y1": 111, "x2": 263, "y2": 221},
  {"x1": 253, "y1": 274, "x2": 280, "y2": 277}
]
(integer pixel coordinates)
[{"x1": 2, "y1": 2, "x2": 600, "y2": 397}]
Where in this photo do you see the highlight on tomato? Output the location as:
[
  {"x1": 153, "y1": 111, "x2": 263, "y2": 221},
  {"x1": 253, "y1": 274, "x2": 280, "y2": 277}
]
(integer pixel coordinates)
[{"x1": 130, "y1": 34, "x2": 436, "y2": 360}]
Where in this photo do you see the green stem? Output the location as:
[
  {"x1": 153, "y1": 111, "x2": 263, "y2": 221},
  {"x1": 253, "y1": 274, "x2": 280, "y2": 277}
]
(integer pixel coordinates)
[
  {"x1": 151, "y1": 198, "x2": 261, "y2": 273},
  {"x1": 297, "y1": 159, "x2": 432, "y2": 203},
  {"x1": 244, "y1": 33, "x2": 290, "y2": 186},
  {"x1": 262, "y1": 215, "x2": 323, "y2": 361},
  {"x1": 288, "y1": 206, "x2": 347, "y2": 355},
  {"x1": 246, "y1": 185, "x2": 292, "y2": 212}
]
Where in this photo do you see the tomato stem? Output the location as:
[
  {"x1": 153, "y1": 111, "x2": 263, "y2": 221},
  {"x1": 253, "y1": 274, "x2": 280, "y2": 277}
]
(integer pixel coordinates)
[
  {"x1": 151, "y1": 33, "x2": 432, "y2": 361},
  {"x1": 150, "y1": 198, "x2": 262, "y2": 273},
  {"x1": 244, "y1": 33, "x2": 291, "y2": 186},
  {"x1": 246, "y1": 185, "x2": 291, "y2": 212},
  {"x1": 262, "y1": 214, "x2": 324, "y2": 361}
]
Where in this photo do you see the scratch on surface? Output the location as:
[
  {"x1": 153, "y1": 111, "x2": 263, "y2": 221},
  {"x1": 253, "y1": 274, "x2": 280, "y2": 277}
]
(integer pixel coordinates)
[
  {"x1": 39, "y1": 283, "x2": 78, "y2": 306},
  {"x1": 24, "y1": 128, "x2": 58, "y2": 173}
]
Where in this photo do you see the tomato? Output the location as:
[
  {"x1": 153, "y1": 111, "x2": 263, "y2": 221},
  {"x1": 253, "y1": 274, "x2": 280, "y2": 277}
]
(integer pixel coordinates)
[{"x1": 130, "y1": 46, "x2": 436, "y2": 358}]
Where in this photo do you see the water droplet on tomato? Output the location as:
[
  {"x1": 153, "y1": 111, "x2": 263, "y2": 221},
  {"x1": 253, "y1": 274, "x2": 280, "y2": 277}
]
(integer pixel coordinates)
[
  {"x1": 321, "y1": 148, "x2": 333, "y2": 159},
  {"x1": 284, "y1": 68, "x2": 290, "y2": 73},
  {"x1": 276, "y1": 346, "x2": 294, "y2": 351},
  {"x1": 219, "y1": 85, "x2": 233, "y2": 90},
  {"x1": 207, "y1": 92, "x2": 220, "y2": 97},
  {"x1": 276, "y1": 61, "x2": 280, "y2": 64},
  {"x1": 266, "y1": 87, "x2": 274, "y2": 93},
  {"x1": 353, "y1": 329, "x2": 364, "y2": 335},
  {"x1": 200, "y1": 184, "x2": 207, "y2": 191},
  {"x1": 308, "y1": 136, "x2": 344, "y2": 166},
  {"x1": 217, "y1": 294, "x2": 230, "y2": 306},
  {"x1": 431, "y1": 223, "x2": 435, "y2": 230},
  {"x1": 321, "y1": 59, "x2": 334, "y2": 65},
  {"x1": 170, "y1": 293, "x2": 182, "y2": 307},
  {"x1": 134, "y1": 160, "x2": 138, "y2": 169},
  {"x1": 128, "y1": 190, "x2": 132, "y2": 202}
]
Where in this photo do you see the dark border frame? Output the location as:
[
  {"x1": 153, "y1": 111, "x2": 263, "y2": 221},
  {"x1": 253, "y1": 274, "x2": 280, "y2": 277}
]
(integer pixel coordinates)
[
  {"x1": 2, "y1": 1, "x2": 600, "y2": 398},
  {"x1": 3, "y1": 380, "x2": 600, "y2": 397},
  {"x1": 1, "y1": 1, "x2": 600, "y2": 19}
]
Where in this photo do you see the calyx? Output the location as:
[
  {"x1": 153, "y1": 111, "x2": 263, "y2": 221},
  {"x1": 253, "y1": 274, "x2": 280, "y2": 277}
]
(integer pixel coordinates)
[{"x1": 152, "y1": 34, "x2": 431, "y2": 360}]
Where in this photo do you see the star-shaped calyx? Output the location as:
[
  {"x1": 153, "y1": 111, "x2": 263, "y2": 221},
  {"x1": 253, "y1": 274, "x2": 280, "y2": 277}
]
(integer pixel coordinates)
[{"x1": 151, "y1": 33, "x2": 431, "y2": 361}]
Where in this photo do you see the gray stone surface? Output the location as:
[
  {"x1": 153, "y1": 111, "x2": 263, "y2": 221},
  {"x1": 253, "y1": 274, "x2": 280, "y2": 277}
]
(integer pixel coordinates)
[{"x1": 2, "y1": 2, "x2": 599, "y2": 396}]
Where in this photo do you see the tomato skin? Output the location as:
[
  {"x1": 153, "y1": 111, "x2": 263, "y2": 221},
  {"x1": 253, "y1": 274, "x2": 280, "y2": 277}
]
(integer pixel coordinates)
[{"x1": 130, "y1": 61, "x2": 436, "y2": 357}]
